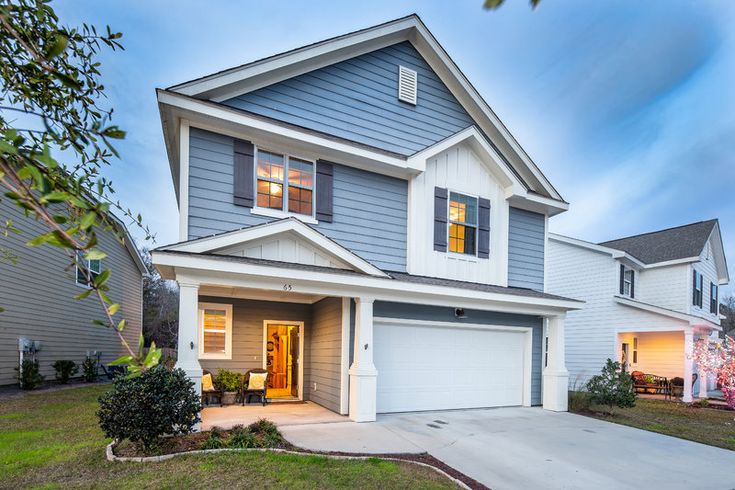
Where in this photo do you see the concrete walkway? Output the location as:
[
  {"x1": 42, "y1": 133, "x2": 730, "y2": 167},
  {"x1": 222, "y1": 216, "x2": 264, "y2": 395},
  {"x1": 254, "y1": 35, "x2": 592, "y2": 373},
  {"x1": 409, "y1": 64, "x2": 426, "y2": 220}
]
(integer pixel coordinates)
[
  {"x1": 281, "y1": 407, "x2": 735, "y2": 490},
  {"x1": 201, "y1": 401, "x2": 346, "y2": 430}
]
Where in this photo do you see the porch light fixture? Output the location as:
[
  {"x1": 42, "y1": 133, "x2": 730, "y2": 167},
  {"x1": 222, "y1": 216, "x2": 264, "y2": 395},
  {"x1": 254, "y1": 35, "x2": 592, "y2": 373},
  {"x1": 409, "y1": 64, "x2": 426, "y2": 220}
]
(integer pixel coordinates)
[{"x1": 454, "y1": 308, "x2": 466, "y2": 319}]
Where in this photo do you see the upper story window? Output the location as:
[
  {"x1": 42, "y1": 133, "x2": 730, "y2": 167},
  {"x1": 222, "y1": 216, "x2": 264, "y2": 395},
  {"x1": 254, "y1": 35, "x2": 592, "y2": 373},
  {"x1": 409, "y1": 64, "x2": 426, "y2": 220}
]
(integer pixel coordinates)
[
  {"x1": 710, "y1": 282, "x2": 719, "y2": 314},
  {"x1": 199, "y1": 303, "x2": 232, "y2": 359},
  {"x1": 619, "y1": 264, "x2": 634, "y2": 298},
  {"x1": 256, "y1": 148, "x2": 314, "y2": 217},
  {"x1": 448, "y1": 192, "x2": 477, "y2": 255},
  {"x1": 76, "y1": 257, "x2": 101, "y2": 287},
  {"x1": 692, "y1": 269, "x2": 703, "y2": 308}
]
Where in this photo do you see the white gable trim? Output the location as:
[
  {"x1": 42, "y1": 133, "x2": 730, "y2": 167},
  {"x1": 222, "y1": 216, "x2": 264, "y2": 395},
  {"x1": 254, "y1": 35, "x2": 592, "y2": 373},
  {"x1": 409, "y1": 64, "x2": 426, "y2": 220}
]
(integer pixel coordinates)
[
  {"x1": 614, "y1": 295, "x2": 721, "y2": 330},
  {"x1": 549, "y1": 233, "x2": 645, "y2": 268},
  {"x1": 165, "y1": 15, "x2": 564, "y2": 204},
  {"x1": 159, "y1": 218, "x2": 389, "y2": 277},
  {"x1": 707, "y1": 223, "x2": 729, "y2": 283}
]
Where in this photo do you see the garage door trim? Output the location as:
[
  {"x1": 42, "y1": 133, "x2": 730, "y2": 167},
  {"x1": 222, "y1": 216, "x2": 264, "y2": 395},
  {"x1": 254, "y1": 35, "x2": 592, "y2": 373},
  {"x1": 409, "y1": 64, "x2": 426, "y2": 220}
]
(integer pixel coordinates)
[{"x1": 373, "y1": 316, "x2": 534, "y2": 408}]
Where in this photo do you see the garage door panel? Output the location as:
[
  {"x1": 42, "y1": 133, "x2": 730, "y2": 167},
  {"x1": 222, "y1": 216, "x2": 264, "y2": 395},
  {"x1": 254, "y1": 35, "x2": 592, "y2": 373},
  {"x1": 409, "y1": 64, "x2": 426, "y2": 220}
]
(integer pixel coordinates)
[{"x1": 374, "y1": 322, "x2": 526, "y2": 413}]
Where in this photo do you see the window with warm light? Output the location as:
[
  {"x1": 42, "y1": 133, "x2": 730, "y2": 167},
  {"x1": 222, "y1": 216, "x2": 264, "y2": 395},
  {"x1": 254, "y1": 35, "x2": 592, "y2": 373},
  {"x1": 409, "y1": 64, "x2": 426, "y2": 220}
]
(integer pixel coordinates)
[
  {"x1": 256, "y1": 149, "x2": 314, "y2": 217},
  {"x1": 448, "y1": 192, "x2": 477, "y2": 255},
  {"x1": 199, "y1": 303, "x2": 232, "y2": 359}
]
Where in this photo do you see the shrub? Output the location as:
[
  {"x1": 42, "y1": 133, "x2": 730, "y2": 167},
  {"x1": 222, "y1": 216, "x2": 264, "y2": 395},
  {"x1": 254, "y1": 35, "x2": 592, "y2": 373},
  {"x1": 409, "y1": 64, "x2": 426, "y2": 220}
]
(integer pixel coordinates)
[
  {"x1": 250, "y1": 418, "x2": 279, "y2": 437},
  {"x1": 228, "y1": 426, "x2": 261, "y2": 449},
  {"x1": 586, "y1": 359, "x2": 636, "y2": 411},
  {"x1": 17, "y1": 359, "x2": 44, "y2": 389},
  {"x1": 97, "y1": 365, "x2": 202, "y2": 451},
  {"x1": 53, "y1": 360, "x2": 79, "y2": 384},
  {"x1": 215, "y1": 369, "x2": 242, "y2": 392},
  {"x1": 671, "y1": 377, "x2": 684, "y2": 387},
  {"x1": 82, "y1": 356, "x2": 98, "y2": 382},
  {"x1": 202, "y1": 427, "x2": 226, "y2": 450},
  {"x1": 697, "y1": 398, "x2": 709, "y2": 408},
  {"x1": 568, "y1": 390, "x2": 591, "y2": 413}
]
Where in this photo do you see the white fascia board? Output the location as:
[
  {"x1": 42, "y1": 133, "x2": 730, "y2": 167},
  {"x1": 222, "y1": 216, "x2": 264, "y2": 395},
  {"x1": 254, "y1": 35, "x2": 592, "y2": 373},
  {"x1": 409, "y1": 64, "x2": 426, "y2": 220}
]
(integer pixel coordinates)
[
  {"x1": 160, "y1": 218, "x2": 389, "y2": 277},
  {"x1": 614, "y1": 295, "x2": 718, "y2": 328},
  {"x1": 708, "y1": 224, "x2": 730, "y2": 284},
  {"x1": 643, "y1": 256, "x2": 699, "y2": 269},
  {"x1": 549, "y1": 233, "x2": 645, "y2": 267},
  {"x1": 157, "y1": 90, "x2": 414, "y2": 180},
  {"x1": 152, "y1": 251, "x2": 583, "y2": 315}
]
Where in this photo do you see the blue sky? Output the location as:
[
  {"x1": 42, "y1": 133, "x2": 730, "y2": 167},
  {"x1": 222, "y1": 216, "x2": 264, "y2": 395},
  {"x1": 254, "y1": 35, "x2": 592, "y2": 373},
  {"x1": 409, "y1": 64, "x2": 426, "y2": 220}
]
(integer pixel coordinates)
[{"x1": 54, "y1": 1, "x2": 735, "y2": 292}]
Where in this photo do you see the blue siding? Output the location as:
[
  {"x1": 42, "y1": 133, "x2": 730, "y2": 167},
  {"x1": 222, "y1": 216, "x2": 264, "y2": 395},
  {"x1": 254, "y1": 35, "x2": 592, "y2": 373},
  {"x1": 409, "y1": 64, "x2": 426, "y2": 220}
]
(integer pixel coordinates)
[
  {"x1": 223, "y1": 41, "x2": 474, "y2": 156},
  {"x1": 373, "y1": 301, "x2": 544, "y2": 406},
  {"x1": 187, "y1": 127, "x2": 408, "y2": 271},
  {"x1": 508, "y1": 207, "x2": 545, "y2": 291}
]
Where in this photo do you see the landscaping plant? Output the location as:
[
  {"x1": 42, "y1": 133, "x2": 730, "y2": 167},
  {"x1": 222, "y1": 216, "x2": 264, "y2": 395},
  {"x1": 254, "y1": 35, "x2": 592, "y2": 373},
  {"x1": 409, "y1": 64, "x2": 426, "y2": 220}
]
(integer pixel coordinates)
[
  {"x1": 97, "y1": 365, "x2": 201, "y2": 451},
  {"x1": 81, "y1": 356, "x2": 98, "y2": 382},
  {"x1": 215, "y1": 369, "x2": 242, "y2": 404},
  {"x1": 693, "y1": 335, "x2": 735, "y2": 408},
  {"x1": 17, "y1": 358, "x2": 44, "y2": 389},
  {"x1": 586, "y1": 359, "x2": 636, "y2": 411},
  {"x1": 52, "y1": 360, "x2": 78, "y2": 383}
]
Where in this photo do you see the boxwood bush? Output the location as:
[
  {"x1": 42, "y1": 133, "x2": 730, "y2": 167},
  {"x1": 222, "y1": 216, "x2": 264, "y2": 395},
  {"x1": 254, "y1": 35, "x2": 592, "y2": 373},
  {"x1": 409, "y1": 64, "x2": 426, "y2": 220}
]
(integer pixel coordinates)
[
  {"x1": 53, "y1": 360, "x2": 79, "y2": 384},
  {"x1": 97, "y1": 365, "x2": 202, "y2": 450}
]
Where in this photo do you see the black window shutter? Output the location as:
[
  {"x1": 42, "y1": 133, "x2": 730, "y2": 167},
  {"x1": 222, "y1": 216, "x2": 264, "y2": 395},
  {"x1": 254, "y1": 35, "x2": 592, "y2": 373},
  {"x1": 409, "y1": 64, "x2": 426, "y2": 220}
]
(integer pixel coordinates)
[
  {"x1": 315, "y1": 160, "x2": 334, "y2": 222},
  {"x1": 233, "y1": 139, "x2": 254, "y2": 207},
  {"x1": 630, "y1": 270, "x2": 635, "y2": 299},
  {"x1": 692, "y1": 269, "x2": 698, "y2": 306},
  {"x1": 619, "y1": 264, "x2": 625, "y2": 295},
  {"x1": 477, "y1": 197, "x2": 491, "y2": 259},
  {"x1": 433, "y1": 187, "x2": 448, "y2": 252}
]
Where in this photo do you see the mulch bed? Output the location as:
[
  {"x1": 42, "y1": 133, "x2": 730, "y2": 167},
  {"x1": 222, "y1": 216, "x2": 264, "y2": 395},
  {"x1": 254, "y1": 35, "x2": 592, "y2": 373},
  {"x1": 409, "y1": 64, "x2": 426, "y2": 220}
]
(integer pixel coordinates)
[{"x1": 112, "y1": 429, "x2": 489, "y2": 490}]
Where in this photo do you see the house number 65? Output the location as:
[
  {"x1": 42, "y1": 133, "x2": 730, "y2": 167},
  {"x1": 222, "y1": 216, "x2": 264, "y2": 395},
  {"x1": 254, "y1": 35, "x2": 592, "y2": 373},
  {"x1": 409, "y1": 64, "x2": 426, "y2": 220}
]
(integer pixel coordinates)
[{"x1": 283, "y1": 284, "x2": 293, "y2": 291}]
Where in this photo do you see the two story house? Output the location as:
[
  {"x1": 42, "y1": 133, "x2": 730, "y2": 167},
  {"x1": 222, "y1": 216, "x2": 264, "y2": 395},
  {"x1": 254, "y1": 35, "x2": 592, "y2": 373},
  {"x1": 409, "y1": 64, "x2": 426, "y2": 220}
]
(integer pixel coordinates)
[
  {"x1": 548, "y1": 220, "x2": 729, "y2": 402},
  {"x1": 151, "y1": 15, "x2": 582, "y2": 422}
]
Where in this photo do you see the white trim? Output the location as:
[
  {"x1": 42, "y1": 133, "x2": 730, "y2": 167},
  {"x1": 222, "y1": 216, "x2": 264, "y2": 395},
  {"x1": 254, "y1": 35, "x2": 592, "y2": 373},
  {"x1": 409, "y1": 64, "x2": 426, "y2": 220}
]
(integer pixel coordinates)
[
  {"x1": 549, "y1": 233, "x2": 646, "y2": 268},
  {"x1": 153, "y1": 251, "x2": 584, "y2": 315},
  {"x1": 160, "y1": 217, "x2": 388, "y2": 277},
  {"x1": 197, "y1": 302, "x2": 233, "y2": 360},
  {"x1": 340, "y1": 297, "x2": 351, "y2": 415},
  {"x1": 373, "y1": 317, "x2": 534, "y2": 407},
  {"x1": 262, "y1": 320, "x2": 305, "y2": 400},
  {"x1": 614, "y1": 295, "x2": 721, "y2": 330},
  {"x1": 178, "y1": 120, "x2": 190, "y2": 242},
  {"x1": 250, "y1": 207, "x2": 318, "y2": 225},
  {"x1": 642, "y1": 256, "x2": 700, "y2": 269},
  {"x1": 164, "y1": 15, "x2": 563, "y2": 203}
]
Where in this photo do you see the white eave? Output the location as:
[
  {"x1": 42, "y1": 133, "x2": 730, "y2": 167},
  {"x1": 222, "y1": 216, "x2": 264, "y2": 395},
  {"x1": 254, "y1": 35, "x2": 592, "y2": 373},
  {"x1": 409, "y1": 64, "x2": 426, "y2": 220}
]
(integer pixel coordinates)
[
  {"x1": 549, "y1": 233, "x2": 645, "y2": 268},
  {"x1": 161, "y1": 14, "x2": 565, "y2": 205},
  {"x1": 614, "y1": 295, "x2": 722, "y2": 331}
]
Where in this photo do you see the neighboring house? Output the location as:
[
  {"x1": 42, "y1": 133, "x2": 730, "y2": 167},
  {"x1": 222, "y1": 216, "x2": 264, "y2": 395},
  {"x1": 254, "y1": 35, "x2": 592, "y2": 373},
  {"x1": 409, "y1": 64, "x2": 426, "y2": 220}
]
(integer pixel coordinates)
[
  {"x1": 0, "y1": 197, "x2": 146, "y2": 386},
  {"x1": 151, "y1": 15, "x2": 582, "y2": 422},
  {"x1": 548, "y1": 220, "x2": 730, "y2": 401}
]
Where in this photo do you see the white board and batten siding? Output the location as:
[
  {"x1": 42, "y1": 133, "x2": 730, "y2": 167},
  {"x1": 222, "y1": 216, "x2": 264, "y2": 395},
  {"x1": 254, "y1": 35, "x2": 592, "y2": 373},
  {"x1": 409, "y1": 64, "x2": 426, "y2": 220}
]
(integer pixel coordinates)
[
  {"x1": 407, "y1": 140, "x2": 510, "y2": 285},
  {"x1": 0, "y1": 199, "x2": 143, "y2": 385}
]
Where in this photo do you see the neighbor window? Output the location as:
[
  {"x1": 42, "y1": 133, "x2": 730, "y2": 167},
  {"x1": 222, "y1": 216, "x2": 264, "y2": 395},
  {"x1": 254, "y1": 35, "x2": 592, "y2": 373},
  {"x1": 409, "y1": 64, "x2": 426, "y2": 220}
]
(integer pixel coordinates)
[
  {"x1": 448, "y1": 192, "x2": 477, "y2": 255},
  {"x1": 693, "y1": 270, "x2": 703, "y2": 307},
  {"x1": 632, "y1": 337, "x2": 638, "y2": 364},
  {"x1": 199, "y1": 303, "x2": 233, "y2": 359},
  {"x1": 76, "y1": 257, "x2": 101, "y2": 287},
  {"x1": 710, "y1": 282, "x2": 719, "y2": 314},
  {"x1": 623, "y1": 268, "x2": 633, "y2": 297},
  {"x1": 256, "y1": 149, "x2": 314, "y2": 216}
]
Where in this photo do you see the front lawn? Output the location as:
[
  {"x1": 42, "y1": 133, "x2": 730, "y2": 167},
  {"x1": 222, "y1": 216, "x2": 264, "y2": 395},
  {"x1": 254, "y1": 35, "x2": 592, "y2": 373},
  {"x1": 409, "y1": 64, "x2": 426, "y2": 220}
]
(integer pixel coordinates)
[
  {"x1": 574, "y1": 397, "x2": 735, "y2": 450},
  {"x1": 0, "y1": 385, "x2": 458, "y2": 489}
]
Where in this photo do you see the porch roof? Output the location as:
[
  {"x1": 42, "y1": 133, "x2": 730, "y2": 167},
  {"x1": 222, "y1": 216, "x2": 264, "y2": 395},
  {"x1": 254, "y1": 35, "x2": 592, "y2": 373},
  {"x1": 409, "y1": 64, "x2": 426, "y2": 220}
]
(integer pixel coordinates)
[{"x1": 153, "y1": 249, "x2": 582, "y2": 315}]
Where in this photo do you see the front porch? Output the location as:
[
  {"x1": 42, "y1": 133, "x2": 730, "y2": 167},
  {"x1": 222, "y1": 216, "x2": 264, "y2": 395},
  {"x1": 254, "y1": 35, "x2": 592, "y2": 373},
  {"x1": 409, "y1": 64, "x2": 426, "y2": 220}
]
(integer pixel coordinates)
[
  {"x1": 201, "y1": 401, "x2": 347, "y2": 431},
  {"x1": 617, "y1": 328, "x2": 718, "y2": 402}
]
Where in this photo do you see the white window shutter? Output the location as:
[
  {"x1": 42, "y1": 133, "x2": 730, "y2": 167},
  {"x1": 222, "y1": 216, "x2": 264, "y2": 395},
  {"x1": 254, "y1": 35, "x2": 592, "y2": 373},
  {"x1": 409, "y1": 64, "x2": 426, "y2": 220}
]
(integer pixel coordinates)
[{"x1": 398, "y1": 66, "x2": 418, "y2": 105}]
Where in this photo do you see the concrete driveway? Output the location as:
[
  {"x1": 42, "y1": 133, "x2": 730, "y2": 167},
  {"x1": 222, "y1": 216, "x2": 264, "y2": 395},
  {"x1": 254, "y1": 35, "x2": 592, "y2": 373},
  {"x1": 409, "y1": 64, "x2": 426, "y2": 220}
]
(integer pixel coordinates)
[{"x1": 281, "y1": 407, "x2": 735, "y2": 490}]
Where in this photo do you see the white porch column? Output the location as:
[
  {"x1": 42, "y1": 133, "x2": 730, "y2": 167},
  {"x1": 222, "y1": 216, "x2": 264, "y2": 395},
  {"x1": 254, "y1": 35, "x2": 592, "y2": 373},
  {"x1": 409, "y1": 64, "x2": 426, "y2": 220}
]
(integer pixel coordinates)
[
  {"x1": 348, "y1": 297, "x2": 377, "y2": 422},
  {"x1": 683, "y1": 330, "x2": 694, "y2": 403},
  {"x1": 176, "y1": 280, "x2": 202, "y2": 396},
  {"x1": 543, "y1": 315, "x2": 569, "y2": 412}
]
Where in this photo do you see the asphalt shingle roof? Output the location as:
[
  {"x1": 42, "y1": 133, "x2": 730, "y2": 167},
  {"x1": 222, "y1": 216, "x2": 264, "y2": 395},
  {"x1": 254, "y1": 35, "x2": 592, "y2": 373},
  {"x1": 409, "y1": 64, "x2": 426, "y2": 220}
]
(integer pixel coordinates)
[{"x1": 598, "y1": 219, "x2": 718, "y2": 265}]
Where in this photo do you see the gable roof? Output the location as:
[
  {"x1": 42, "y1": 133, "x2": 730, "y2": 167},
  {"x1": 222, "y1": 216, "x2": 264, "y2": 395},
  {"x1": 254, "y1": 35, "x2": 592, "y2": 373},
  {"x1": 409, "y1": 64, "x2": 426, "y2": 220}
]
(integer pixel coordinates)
[
  {"x1": 161, "y1": 14, "x2": 564, "y2": 204},
  {"x1": 155, "y1": 217, "x2": 389, "y2": 277},
  {"x1": 598, "y1": 219, "x2": 720, "y2": 265}
]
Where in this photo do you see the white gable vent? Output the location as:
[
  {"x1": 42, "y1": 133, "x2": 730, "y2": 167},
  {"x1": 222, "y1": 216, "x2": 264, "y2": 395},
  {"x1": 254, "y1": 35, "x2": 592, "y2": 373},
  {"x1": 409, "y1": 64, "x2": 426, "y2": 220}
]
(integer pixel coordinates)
[{"x1": 397, "y1": 66, "x2": 418, "y2": 105}]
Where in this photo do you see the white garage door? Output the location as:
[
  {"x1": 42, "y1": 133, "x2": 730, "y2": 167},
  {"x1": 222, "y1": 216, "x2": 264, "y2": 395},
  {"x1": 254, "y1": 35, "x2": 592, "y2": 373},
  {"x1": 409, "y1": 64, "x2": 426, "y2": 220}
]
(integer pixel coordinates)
[{"x1": 374, "y1": 321, "x2": 527, "y2": 413}]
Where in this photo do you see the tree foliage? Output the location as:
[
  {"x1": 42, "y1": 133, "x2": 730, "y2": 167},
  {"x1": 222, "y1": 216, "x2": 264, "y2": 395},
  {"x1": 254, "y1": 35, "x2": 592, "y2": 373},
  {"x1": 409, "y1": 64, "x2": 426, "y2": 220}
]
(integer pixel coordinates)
[
  {"x1": 141, "y1": 248, "x2": 179, "y2": 348},
  {"x1": 0, "y1": 0, "x2": 155, "y2": 373},
  {"x1": 484, "y1": 0, "x2": 541, "y2": 10},
  {"x1": 693, "y1": 336, "x2": 735, "y2": 409},
  {"x1": 586, "y1": 359, "x2": 636, "y2": 410}
]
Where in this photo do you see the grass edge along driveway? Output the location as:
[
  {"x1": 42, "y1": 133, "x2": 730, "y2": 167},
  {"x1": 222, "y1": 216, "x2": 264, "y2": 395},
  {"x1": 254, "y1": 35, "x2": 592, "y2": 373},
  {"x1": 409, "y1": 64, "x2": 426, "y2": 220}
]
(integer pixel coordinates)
[{"x1": 0, "y1": 384, "x2": 460, "y2": 489}]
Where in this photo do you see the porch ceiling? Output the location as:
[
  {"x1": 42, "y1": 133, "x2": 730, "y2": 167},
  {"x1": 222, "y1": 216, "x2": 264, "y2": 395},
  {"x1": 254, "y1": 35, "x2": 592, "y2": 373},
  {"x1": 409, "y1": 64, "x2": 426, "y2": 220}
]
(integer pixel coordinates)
[{"x1": 199, "y1": 284, "x2": 323, "y2": 304}]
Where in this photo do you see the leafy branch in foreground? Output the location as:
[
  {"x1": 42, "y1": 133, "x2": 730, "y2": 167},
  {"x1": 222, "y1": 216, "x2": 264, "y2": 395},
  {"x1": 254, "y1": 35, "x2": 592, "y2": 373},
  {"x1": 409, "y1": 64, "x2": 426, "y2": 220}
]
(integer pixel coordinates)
[
  {"x1": 483, "y1": 0, "x2": 541, "y2": 9},
  {"x1": 0, "y1": 0, "x2": 155, "y2": 374}
]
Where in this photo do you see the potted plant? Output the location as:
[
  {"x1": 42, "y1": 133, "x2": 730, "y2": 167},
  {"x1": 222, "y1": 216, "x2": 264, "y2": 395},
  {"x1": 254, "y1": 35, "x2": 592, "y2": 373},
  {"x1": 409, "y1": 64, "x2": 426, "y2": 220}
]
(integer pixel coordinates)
[
  {"x1": 215, "y1": 369, "x2": 242, "y2": 405},
  {"x1": 671, "y1": 377, "x2": 684, "y2": 398}
]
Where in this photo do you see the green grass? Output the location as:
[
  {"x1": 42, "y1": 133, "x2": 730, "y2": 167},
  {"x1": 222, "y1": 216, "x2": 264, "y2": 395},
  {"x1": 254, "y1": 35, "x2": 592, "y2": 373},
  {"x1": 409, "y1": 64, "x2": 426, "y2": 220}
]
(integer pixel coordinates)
[
  {"x1": 0, "y1": 385, "x2": 458, "y2": 489},
  {"x1": 575, "y1": 398, "x2": 735, "y2": 450}
]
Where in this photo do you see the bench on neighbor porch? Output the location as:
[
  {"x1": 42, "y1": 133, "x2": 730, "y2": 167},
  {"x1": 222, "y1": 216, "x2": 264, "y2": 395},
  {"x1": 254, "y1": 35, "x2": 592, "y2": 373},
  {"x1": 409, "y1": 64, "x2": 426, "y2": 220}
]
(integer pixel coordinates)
[{"x1": 631, "y1": 371, "x2": 671, "y2": 399}]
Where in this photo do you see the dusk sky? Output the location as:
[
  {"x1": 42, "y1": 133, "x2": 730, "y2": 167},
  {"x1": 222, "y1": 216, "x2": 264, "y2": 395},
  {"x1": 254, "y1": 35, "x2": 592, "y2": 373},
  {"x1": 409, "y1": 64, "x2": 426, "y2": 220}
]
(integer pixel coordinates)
[{"x1": 55, "y1": 1, "x2": 735, "y2": 293}]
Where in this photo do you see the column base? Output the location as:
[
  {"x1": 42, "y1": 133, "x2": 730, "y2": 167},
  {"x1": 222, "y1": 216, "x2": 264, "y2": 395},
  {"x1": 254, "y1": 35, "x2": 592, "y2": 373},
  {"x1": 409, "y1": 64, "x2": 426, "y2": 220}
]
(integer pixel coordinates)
[
  {"x1": 349, "y1": 367, "x2": 377, "y2": 422},
  {"x1": 543, "y1": 369, "x2": 569, "y2": 412}
]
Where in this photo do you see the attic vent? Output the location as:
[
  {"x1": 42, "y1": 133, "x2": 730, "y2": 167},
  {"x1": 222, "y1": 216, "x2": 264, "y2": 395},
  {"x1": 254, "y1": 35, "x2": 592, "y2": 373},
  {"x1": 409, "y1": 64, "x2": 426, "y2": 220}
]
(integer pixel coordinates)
[{"x1": 397, "y1": 66, "x2": 418, "y2": 105}]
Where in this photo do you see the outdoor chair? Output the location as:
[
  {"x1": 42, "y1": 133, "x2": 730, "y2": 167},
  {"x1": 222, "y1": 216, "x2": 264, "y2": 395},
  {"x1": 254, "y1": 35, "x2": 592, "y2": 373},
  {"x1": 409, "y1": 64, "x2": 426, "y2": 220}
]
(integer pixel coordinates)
[
  {"x1": 201, "y1": 369, "x2": 223, "y2": 407},
  {"x1": 631, "y1": 371, "x2": 671, "y2": 398},
  {"x1": 242, "y1": 369, "x2": 269, "y2": 406}
]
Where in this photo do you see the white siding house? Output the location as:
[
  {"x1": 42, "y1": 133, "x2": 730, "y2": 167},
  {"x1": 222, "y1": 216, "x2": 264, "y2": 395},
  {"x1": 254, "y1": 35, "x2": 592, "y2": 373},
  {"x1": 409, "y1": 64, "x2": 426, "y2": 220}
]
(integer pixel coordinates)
[{"x1": 548, "y1": 220, "x2": 729, "y2": 402}]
